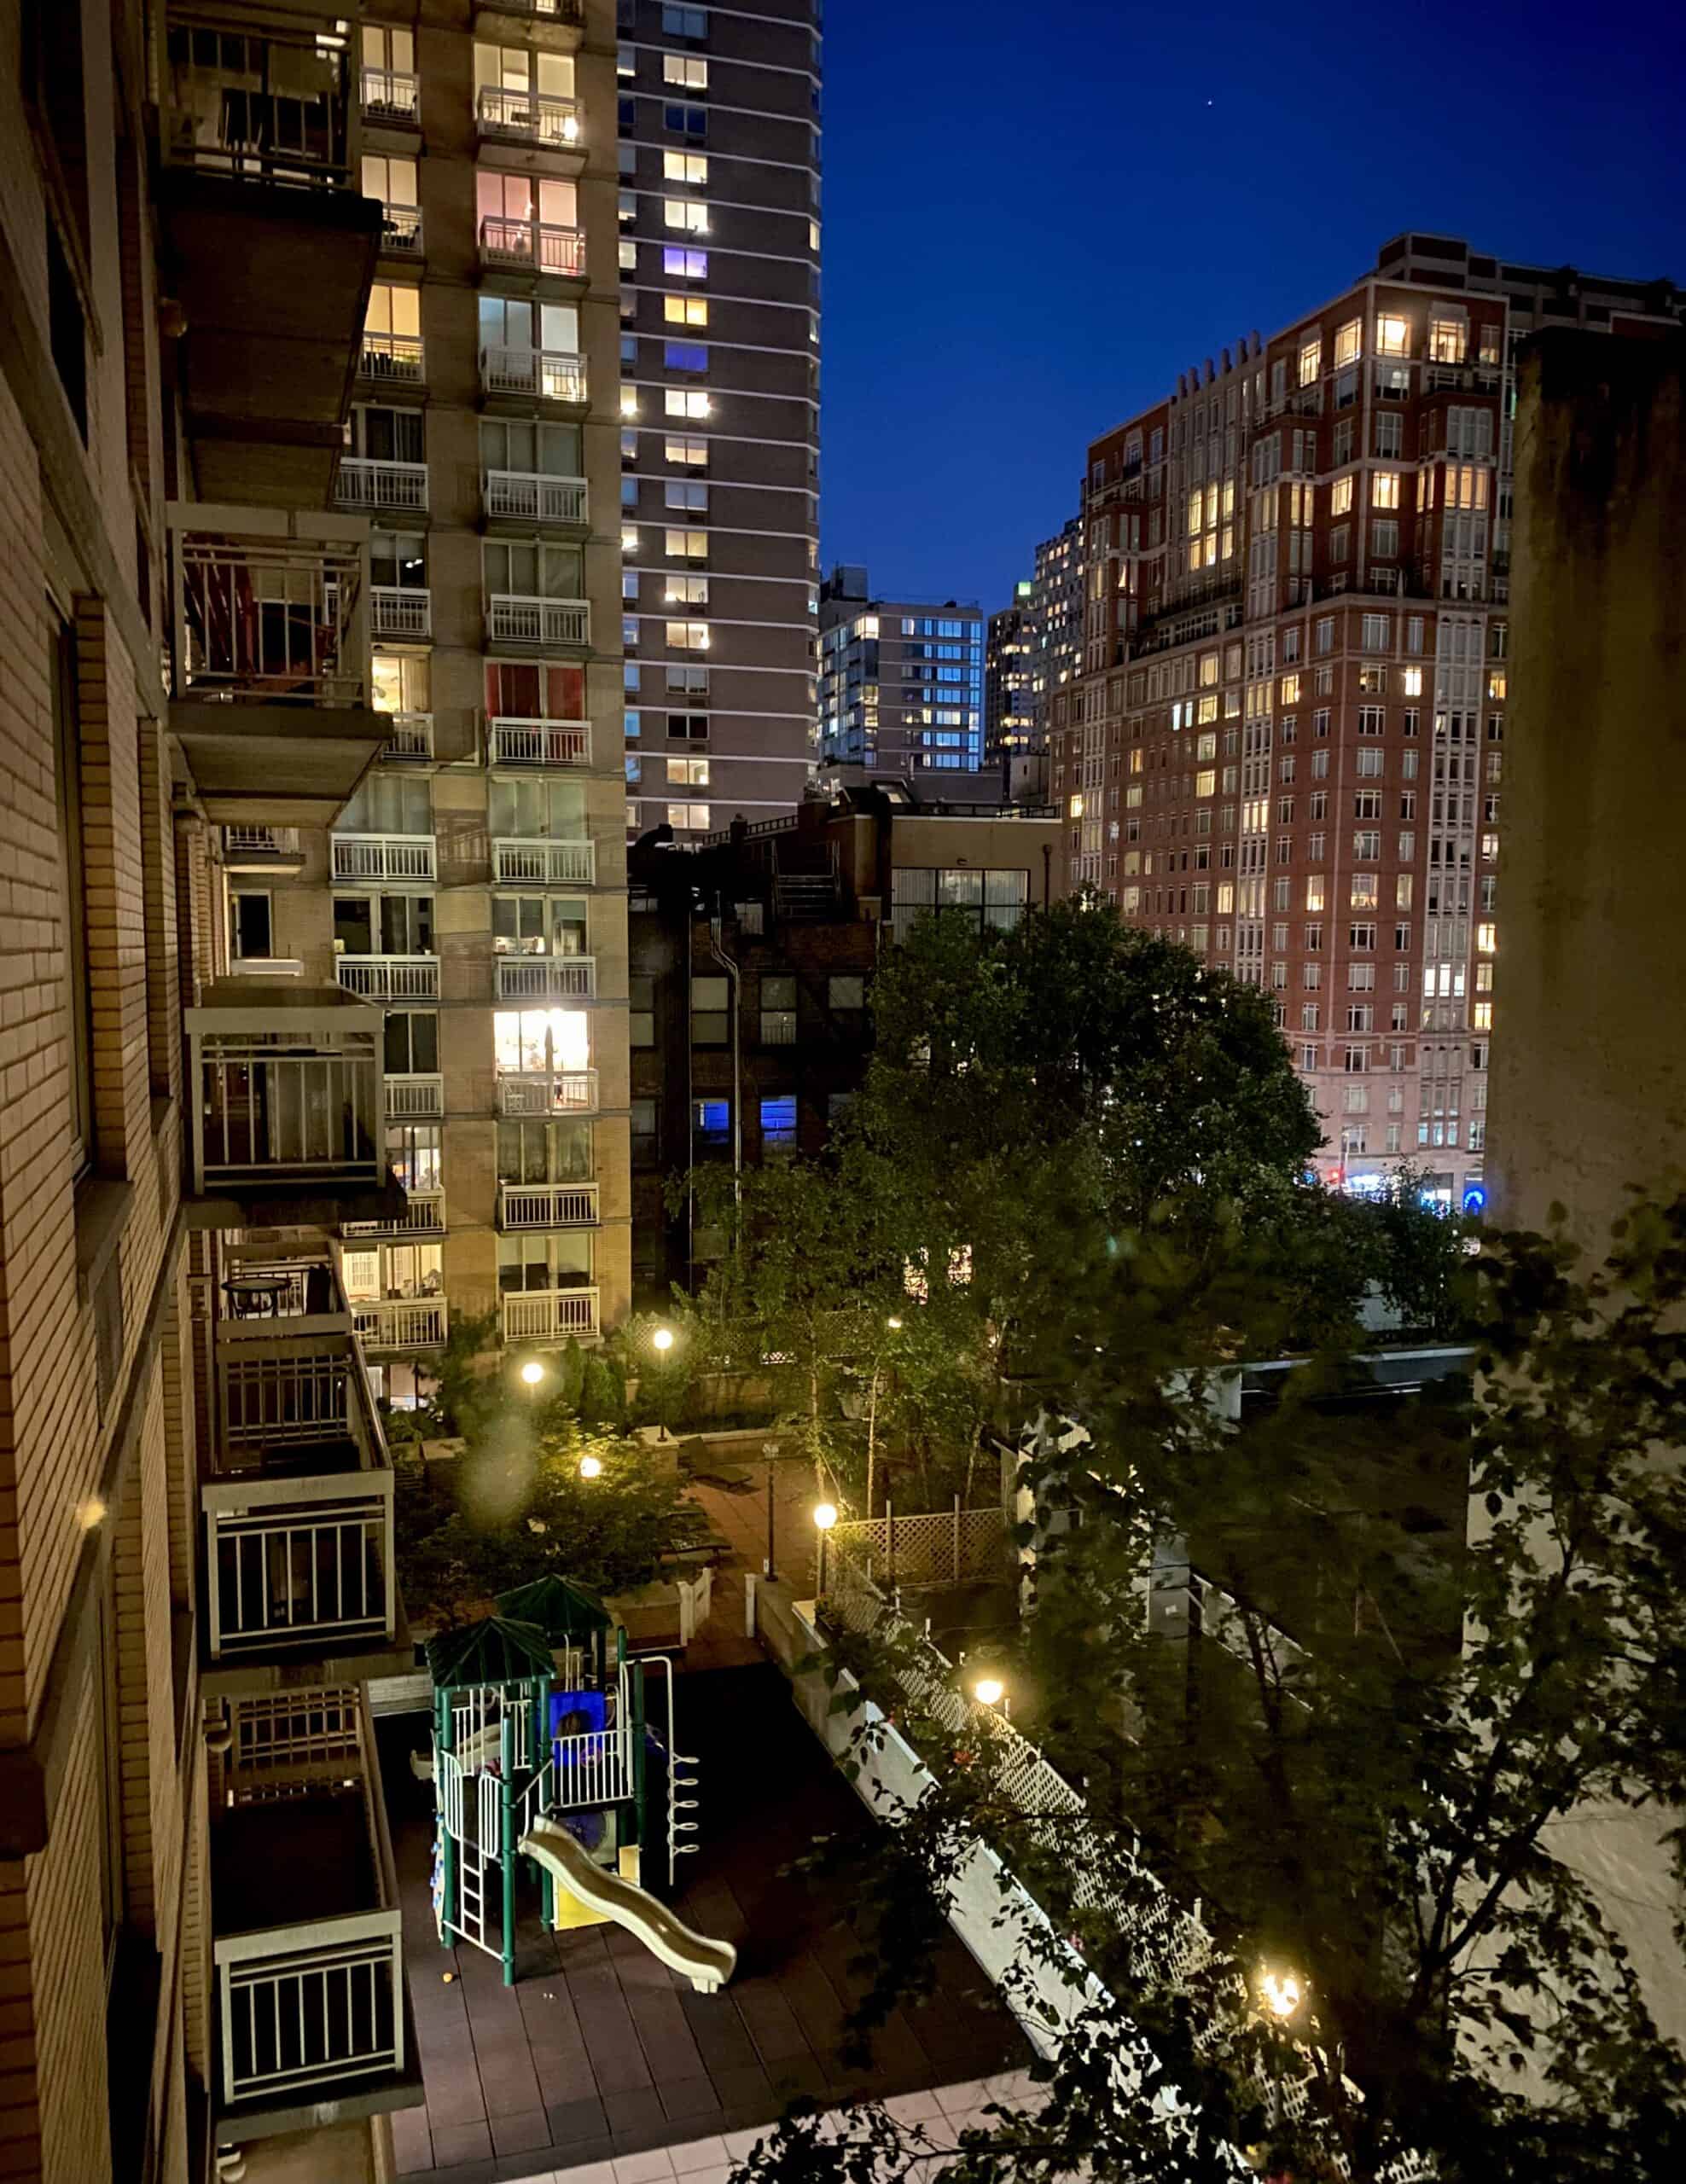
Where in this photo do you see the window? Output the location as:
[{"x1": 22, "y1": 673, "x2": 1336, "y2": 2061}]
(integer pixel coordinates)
[
  {"x1": 1334, "y1": 317, "x2": 1362, "y2": 367},
  {"x1": 50, "y1": 617, "x2": 93, "y2": 1170},
  {"x1": 386, "y1": 1010, "x2": 439, "y2": 1077},
  {"x1": 631, "y1": 1097, "x2": 658, "y2": 1167},
  {"x1": 666, "y1": 619, "x2": 708, "y2": 649},
  {"x1": 667, "y1": 800, "x2": 709, "y2": 829},
  {"x1": 629, "y1": 973, "x2": 654, "y2": 1047},
  {"x1": 1375, "y1": 313, "x2": 1410, "y2": 356},
  {"x1": 665, "y1": 340, "x2": 707, "y2": 373},
  {"x1": 1428, "y1": 316, "x2": 1465, "y2": 363},
  {"x1": 667, "y1": 755, "x2": 708, "y2": 785},
  {"x1": 828, "y1": 974, "x2": 864, "y2": 1009},
  {"x1": 1361, "y1": 613, "x2": 1392, "y2": 652},
  {"x1": 759, "y1": 1095, "x2": 797, "y2": 1148},
  {"x1": 665, "y1": 527, "x2": 707, "y2": 558},
  {"x1": 1298, "y1": 337, "x2": 1321, "y2": 386},
  {"x1": 1372, "y1": 470, "x2": 1401, "y2": 509},
  {"x1": 1331, "y1": 476, "x2": 1353, "y2": 516},
  {"x1": 666, "y1": 435, "x2": 708, "y2": 468},
  {"x1": 230, "y1": 891, "x2": 273, "y2": 961},
  {"x1": 663, "y1": 198, "x2": 709, "y2": 234},
  {"x1": 665, "y1": 388, "x2": 710, "y2": 419},
  {"x1": 691, "y1": 973, "x2": 729, "y2": 1043},
  {"x1": 662, "y1": 150, "x2": 708, "y2": 185},
  {"x1": 663, "y1": 246, "x2": 707, "y2": 281},
  {"x1": 693, "y1": 1096, "x2": 730, "y2": 1146}
]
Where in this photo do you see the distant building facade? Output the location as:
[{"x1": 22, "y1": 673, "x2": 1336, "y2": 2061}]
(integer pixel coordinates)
[
  {"x1": 816, "y1": 566, "x2": 985, "y2": 775},
  {"x1": 985, "y1": 584, "x2": 1038, "y2": 768}
]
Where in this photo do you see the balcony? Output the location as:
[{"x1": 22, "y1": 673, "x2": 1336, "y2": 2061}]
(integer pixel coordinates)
[
  {"x1": 498, "y1": 1069, "x2": 597, "y2": 1116},
  {"x1": 359, "y1": 331, "x2": 426, "y2": 386},
  {"x1": 480, "y1": 0, "x2": 585, "y2": 32},
  {"x1": 158, "y1": 8, "x2": 380, "y2": 506},
  {"x1": 361, "y1": 66, "x2": 421, "y2": 127},
  {"x1": 484, "y1": 471, "x2": 588, "y2": 527},
  {"x1": 336, "y1": 956, "x2": 439, "y2": 1002},
  {"x1": 478, "y1": 216, "x2": 585, "y2": 278},
  {"x1": 167, "y1": 509, "x2": 391, "y2": 823},
  {"x1": 187, "y1": 985, "x2": 383, "y2": 1199},
  {"x1": 378, "y1": 203, "x2": 424, "y2": 258},
  {"x1": 490, "y1": 714, "x2": 590, "y2": 766},
  {"x1": 222, "y1": 825, "x2": 304, "y2": 874},
  {"x1": 331, "y1": 832, "x2": 437, "y2": 884},
  {"x1": 502, "y1": 1287, "x2": 600, "y2": 1344},
  {"x1": 495, "y1": 954, "x2": 596, "y2": 1001},
  {"x1": 353, "y1": 1298, "x2": 449, "y2": 1350},
  {"x1": 343, "y1": 1190, "x2": 445, "y2": 1239},
  {"x1": 371, "y1": 587, "x2": 432, "y2": 640},
  {"x1": 211, "y1": 1690, "x2": 418, "y2": 2129},
  {"x1": 336, "y1": 458, "x2": 429, "y2": 514},
  {"x1": 491, "y1": 837, "x2": 596, "y2": 886},
  {"x1": 386, "y1": 1072, "x2": 444, "y2": 1118},
  {"x1": 485, "y1": 594, "x2": 589, "y2": 648},
  {"x1": 383, "y1": 712, "x2": 434, "y2": 760},
  {"x1": 498, "y1": 1181, "x2": 599, "y2": 1229},
  {"x1": 479, "y1": 345, "x2": 586, "y2": 404},
  {"x1": 475, "y1": 84, "x2": 582, "y2": 150}
]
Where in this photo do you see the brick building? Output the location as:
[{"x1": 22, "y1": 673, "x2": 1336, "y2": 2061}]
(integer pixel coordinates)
[
  {"x1": 627, "y1": 787, "x2": 1058, "y2": 1298},
  {"x1": 1048, "y1": 234, "x2": 1683, "y2": 1202}
]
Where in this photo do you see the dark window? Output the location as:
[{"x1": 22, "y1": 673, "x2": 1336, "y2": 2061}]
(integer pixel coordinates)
[
  {"x1": 51, "y1": 612, "x2": 93, "y2": 1171},
  {"x1": 47, "y1": 220, "x2": 87, "y2": 441},
  {"x1": 230, "y1": 891, "x2": 272, "y2": 960},
  {"x1": 631, "y1": 1097, "x2": 657, "y2": 1165},
  {"x1": 385, "y1": 1010, "x2": 439, "y2": 1075},
  {"x1": 667, "y1": 713, "x2": 708, "y2": 740}
]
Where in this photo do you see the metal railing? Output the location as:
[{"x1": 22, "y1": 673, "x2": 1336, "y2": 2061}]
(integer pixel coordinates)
[
  {"x1": 188, "y1": 1018, "x2": 383, "y2": 1192},
  {"x1": 383, "y1": 712, "x2": 433, "y2": 759},
  {"x1": 491, "y1": 715, "x2": 590, "y2": 766},
  {"x1": 164, "y1": 18, "x2": 353, "y2": 189},
  {"x1": 343, "y1": 1190, "x2": 445, "y2": 1239},
  {"x1": 352, "y1": 1298, "x2": 448, "y2": 1349},
  {"x1": 494, "y1": 954, "x2": 596, "y2": 1001},
  {"x1": 360, "y1": 66, "x2": 420, "y2": 123},
  {"x1": 483, "y1": 0, "x2": 584, "y2": 20},
  {"x1": 223, "y1": 825, "x2": 301, "y2": 859},
  {"x1": 497, "y1": 1180, "x2": 599, "y2": 1228},
  {"x1": 478, "y1": 215, "x2": 586, "y2": 275},
  {"x1": 484, "y1": 472, "x2": 587, "y2": 526},
  {"x1": 485, "y1": 594, "x2": 589, "y2": 648},
  {"x1": 335, "y1": 956, "x2": 439, "y2": 1002},
  {"x1": 336, "y1": 458, "x2": 428, "y2": 514},
  {"x1": 386, "y1": 1073, "x2": 443, "y2": 1118},
  {"x1": 501, "y1": 1287, "x2": 599, "y2": 1342},
  {"x1": 497, "y1": 1069, "x2": 597, "y2": 1116},
  {"x1": 171, "y1": 526, "x2": 368, "y2": 707},
  {"x1": 227, "y1": 1690, "x2": 364, "y2": 1781},
  {"x1": 205, "y1": 1474, "x2": 392, "y2": 1657},
  {"x1": 330, "y1": 832, "x2": 436, "y2": 883},
  {"x1": 379, "y1": 204, "x2": 423, "y2": 254},
  {"x1": 359, "y1": 332, "x2": 425, "y2": 383},
  {"x1": 216, "y1": 1908, "x2": 403, "y2": 2108},
  {"x1": 475, "y1": 84, "x2": 582, "y2": 148},
  {"x1": 491, "y1": 836, "x2": 596, "y2": 886},
  {"x1": 370, "y1": 586, "x2": 431, "y2": 640},
  {"x1": 479, "y1": 345, "x2": 586, "y2": 403}
]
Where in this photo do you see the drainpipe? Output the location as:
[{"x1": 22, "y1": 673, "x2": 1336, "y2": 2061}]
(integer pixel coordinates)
[{"x1": 706, "y1": 915, "x2": 741, "y2": 1209}]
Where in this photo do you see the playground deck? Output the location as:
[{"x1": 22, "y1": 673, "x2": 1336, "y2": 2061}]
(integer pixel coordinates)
[{"x1": 380, "y1": 1661, "x2": 1026, "y2": 2180}]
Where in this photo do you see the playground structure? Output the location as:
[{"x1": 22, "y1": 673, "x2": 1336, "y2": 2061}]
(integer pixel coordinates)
[{"x1": 426, "y1": 1575, "x2": 734, "y2": 1989}]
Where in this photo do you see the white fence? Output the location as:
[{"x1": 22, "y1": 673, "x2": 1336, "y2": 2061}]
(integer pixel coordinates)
[
  {"x1": 498, "y1": 1181, "x2": 599, "y2": 1228},
  {"x1": 331, "y1": 831, "x2": 436, "y2": 882},
  {"x1": 501, "y1": 1287, "x2": 599, "y2": 1343},
  {"x1": 490, "y1": 715, "x2": 590, "y2": 765},
  {"x1": 353, "y1": 1298, "x2": 448, "y2": 1350},
  {"x1": 830, "y1": 1503, "x2": 1009, "y2": 1589},
  {"x1": 498, "y1": 1069, "x2": 598, "y2": 1116},
  {"x1": 495, "y1": 955, "x2": 595, "y2": 1001},
  {"x1": 203, "y1": 1475, "x2": 393, "y2": 1658},
  {"x1": 189, "y1": 1025, "x2": 383, "y2": 1191},
  {"x1": 335, "y1": 955, "x2": 439, "y2": 1002},
  {"x1": 491, "y1": 835, "x2": 595, "y2": 886}
]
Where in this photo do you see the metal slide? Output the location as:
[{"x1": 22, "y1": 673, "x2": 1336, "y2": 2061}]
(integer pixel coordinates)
[{"x1": 519, "y1": 1816, "x2": 738, "y2": 1994}]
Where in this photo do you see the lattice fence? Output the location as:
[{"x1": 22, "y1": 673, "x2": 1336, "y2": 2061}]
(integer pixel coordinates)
[{"x1": 830, "y1": 1503, "x2": 1009, "y2": 1588}]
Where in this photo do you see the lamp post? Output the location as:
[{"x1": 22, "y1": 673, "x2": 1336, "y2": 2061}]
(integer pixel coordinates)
[
  {"x1": 972, "y1": 1674, "x2": 1008, "y2": 1719},
  {"x1": 652, "y1": 1326, "x2": 674, "y2": 1354},
  {"x1": 812, "y1": 1501, "x2": 838, "y2": 1599},
  {"x1": 1258, "y1": 1965, "x2": 1303, "y2": 2134},
  {"x1": 520, "y1": 1360, "x2": 545, "y2": 1389},
  {"x1": 865, "y1": 1314, "x2": 903, "y2": 1522},
  {"x1": 578, "y1": 1454, "x2": 602, "y2": 1480},
  {"x1": 763, "y1": 1439, "x2": 780, "y2": 1582}
]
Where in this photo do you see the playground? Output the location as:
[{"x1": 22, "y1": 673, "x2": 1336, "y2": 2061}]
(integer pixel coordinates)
[{"x1": 381, "y1": 1577, "x2": 1025, "y2": 2178}]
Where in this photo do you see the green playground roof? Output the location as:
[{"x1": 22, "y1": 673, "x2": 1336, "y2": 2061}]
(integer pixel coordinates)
[
  {"x1": 425, "y1": 1614, "x2": 555, "y2": 1689},
  {"x1": 496, "y1": 1571, "x2": 614, "y2": 1641}
]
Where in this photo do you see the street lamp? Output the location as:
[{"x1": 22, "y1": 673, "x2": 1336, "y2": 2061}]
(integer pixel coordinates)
[
  {"x1": 652, "y1": 1325, "x2": 674, "y2": 1354},
  {"x1": 1259, "y1": 1968, "x2": 1302, "y2": 2021},
  {"x1": 972, "y1": 1675, "x2": 1006, "y2": 1711},
  {"x1": 578, "y1": 1454, "x2": 603, "y2": 1480},
  {"x1": 520, "y1": 1360, "x2": 545, "y2": 1388},
  {"x1": 813, "y1": 1501, "x2": 838, "y2": 1597}
]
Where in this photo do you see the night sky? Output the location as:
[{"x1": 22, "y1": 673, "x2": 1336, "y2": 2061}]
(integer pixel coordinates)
[{"x1": 817, "y1": 0, "x2": 1686, "y2": 613}]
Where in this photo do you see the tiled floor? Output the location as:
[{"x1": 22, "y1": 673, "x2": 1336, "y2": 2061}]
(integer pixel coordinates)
[{"x1": 379, "y1": 1663, "x2": 1026, "y2": 2182}]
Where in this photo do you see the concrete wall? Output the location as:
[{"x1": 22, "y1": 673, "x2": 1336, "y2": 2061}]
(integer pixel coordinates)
[{"x1": 1482, "y1": 331, "x2": 1685, "y2": 1236}]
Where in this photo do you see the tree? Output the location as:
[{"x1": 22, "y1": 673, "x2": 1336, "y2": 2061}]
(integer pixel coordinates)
[{"x1": 737, "y1": 1194, "x2": 1686, "y2": 2183}]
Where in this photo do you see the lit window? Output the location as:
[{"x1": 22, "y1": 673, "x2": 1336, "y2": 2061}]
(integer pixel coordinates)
[
  {"x1": 662, "y1": 246, "x2": 707, "y2": 281},
  {"x1": 1306, "y1": 875, "x2": 1325, "y2": 912},
  {"x1": 666, "y1": 528, "x2": 707, "y2": 558},
  {"x1": 662, "y1": 199, "x2": 709, "y2": 234},
  {"x1": 663, "y1": 55, "x2": 708, "y2": 90},
  {"x1": 1334, "y1": 317, "x2": 1362, "y2": 367},
  {"x1": 1477, "y1": 922, "x2": 1497, "y2": 955},
  {"x1": 1195, "y1": 770, "x2": 1216, "y2": 798},
  {"x1": 666, "y1": 620, "x2": 709, "y2": 650},
  {"x1": 1299, "y1": 337, "x2": 1321, "y2": 386},
  {"x1": 1375, "y1": 314, "x2": 1410, "y2": 357},
  {"x1": 620, "y1": 526, "x2": 638, "y2": 554},
  {"x1": 1280, "y1": 674, "x2": 1300, "y2": 705},
  {"x1": 1372, "y1": 470, "x2": 1401, "y2": 509},
  {"x1": 662, "y1": 152, "x2": 708, "y2": 186},
  {"x1": 1428, "y1": 317, "x2": 1465, "y2": 363},
  {"x1": 664, "y1": 294, "x2": 708, "y2": 325},
  {"x1": 665, "y1": 389, "x2": 710, "y2": 418},
  {"x1": 665, "y1": 434, "x2": 707, "y2": 466},
  {"x1": 1403, "y1": 666, "x2": 1422, "y2": 697},
  {"x1": 665, "y1": 340, "x2": 706, "y2": 372},
  {"x1": 669, "y1": 801, "x2": 709, "y2": 830}
]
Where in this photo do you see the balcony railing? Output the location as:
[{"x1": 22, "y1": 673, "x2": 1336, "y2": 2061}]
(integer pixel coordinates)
[
  {"x1": 478, "y1": 215, "x2": 586, "y2": 276},
  {"x1": 336, "y1": 956, "x2": 439, "y2": 1002},
  {"x1": 475, "y1": 84, "x2": 582, "y2": 148},
  {"x1": 370, "y1": 587, "x2": 431, "y2": 640},
  {"x1": 386, "y1": 1072, "x2": 443, "y2": 1118},
  {"x1": 491, "y1": 836, "x2": 596, "y2": 886},
  {"x1": 479, "y1": 345, "x2": 585, "y2": 403},
  {"x1": 495, "y1": 955, "x2": 596, "y2": 1001},
  {"x1": 223, "y1": 825, "x2": 302, "y2": 863},
  {"x1": 212, "y1": 1692, "x2": 404, "y2": 2112},
  {"x1": 337, "y1": 458, "x2": 428, "y2": 514},
  {"x1": 343, "y1": 1190, "x2": 445, "y2": 1239},
  {"x1": 331, "y1": 832, "x2": 437, "y2": 883},
  {"x1": 353, "y1": 1298, "x2": 449, "y2": 1350},
  {"x1": 499, "y1": 1181, "x2": 599, "y2": 1228},
  {"x1": 484, "y1": 471, "x2": 587, "y2": 526},
  {"x1": 498, "y1": 1069, "x2": 597, "y2": 1116},
  {"x1": 491, "y1": 715, "x2": 590, "y2": 766},
  {"x1": 361, "y1": 66, "x2": 420, "y2": 125},
  {"x1": 188, "y1": 991, "x2": 383, "y2": 1194},
  {"x1": 379, "y1": 205, "x2": 423, "y2": 258},
  {"x1": 383, "y1": 712, "x2": 434, "y2": 759},
  {"x1": 164, "y1": 15, "x2": 353, "y2": 189},
  {"x1": 486, "y1": 594, "x2": 589, "y2": 647},
  {"x1": 502, "y1": 1287, "x2": 600, "y2": 1343},
  {"x1": 484, "y1": 0, "x2": 584, "y2": 20},
  {"x1": 359, "y1": 332, "x2": 425, "y2": 384},
  {"x1": 171, "y1": 526, "x2": 369, "y2": 708}
]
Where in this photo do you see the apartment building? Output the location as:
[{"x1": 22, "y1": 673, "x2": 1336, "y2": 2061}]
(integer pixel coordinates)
[
  {"x1": 617, "y1": 0, "x2": 823, "y2": 839},
  {"x1": 2, "y1": 3, "x2": 427, "y2": 2180},
  {"x1": 627, "y1": 786, "x2": 1058, "y2": 1298},
  {"x1": 1047, "y1": 234, "x2": 1684, "y2": 1204},
  {"x1": 817, "y1": 566, "x2": 985, "y2": 776},
  {"x1": 984, "y1": 584, "x2": 1036, "y2": 770}
]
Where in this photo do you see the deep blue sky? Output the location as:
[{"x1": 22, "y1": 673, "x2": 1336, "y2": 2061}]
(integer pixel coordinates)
[{"x1": 817, "y1": 0, "x2": 1685, "y2": 613}]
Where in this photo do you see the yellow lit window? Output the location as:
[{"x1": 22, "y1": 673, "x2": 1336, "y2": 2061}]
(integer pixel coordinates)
[
  {"x1": 1220, "y1": 526, "x2": 1234, "y2": 561},
  {"x1": 666, "y1": 529, "x2": 707, "y2": 558},
  {"x1": 1306, "y1": 875, "x2": 1326, "y2": 912},
  {"x1": 663, "y1": 199, "x2": 709, "y2": 234},
  {"x1": 1203, "y1": 535, "x2": 1218, "y2": 567},
  {"x1": 1299, "y1": 337, "x2": 1321, "y2": 385},
  {"x1": 1200, "y1": 652, "x2": 1219, "y2": 687},
  {"x1": 1222, "y1": 479, "x2": 1235, "y2": 519},
  {"x1": 663, "y1": 152, "x2": 708, "y2": 186},
  {"x1": 857, "y1": 614, "x2": 879, "y2": 639},
  {"x1": 1188, "y1": 541, "x2": 1202, "y2": 572},
  {"x1": 1130, "y1": 748, "x2": 1142, "y2": 773},
  {"x1": 1403, "y1": 666, "x2": 1422, "y2": 696},
  {"x1": 1489, "y1": 671, "x2": 1507, "y2": 700},
  {"x1": 1373, "y1": 471, "x2": 1401, "y2": 509},
  {"x1": 1205, "y1": 483, "x2": 1219, "y2": 527},
  {"x1": 1477, "y1": 922, "x2": 1497, "y2": 954},
  {"x1": 1217, "y1": 883, "x2": 1235, "y2": 914},
  {"x1": 1125, "y1": 783, "x2": 1142, "y2": 808},
  {"x1": 1334, "y1": 317, "x2": 1362, "y2": 367},
  {"x1": 621, "y1": 526, "x2": 638, "y2": 553},
  {"x1": 1476, "y1": 963, "x2": 1492, "y2": 991},
  {"x1": 1198, "y1": 693, "x2": 1218, "y2": 723},
  {"x1": 666, "y1": 620, "x2": 709, "y2": 649},
  {"x1": 1375, "y1": 314, "x2": 1410, "y2": 356},
  {"x1": 1280, "y1": 674, "x2": 1300, "y2": 705},
  {"x1": 1331, "y1": 476, "x2": 1353, "y2": 515},
  {"x1": 665, "y1": 389, "x2": 710, "y2": 419},
  {"x1": 664, "y1": 295, "x2": 708, "y2": 326},
  {"x1": 664, "y1": 55, "x2": 707, "y2": 90},
  {"x1": 1195, "y1": 770, "x2": 1216, "y2": 798},
  {"x1": 619, "y1": 388, "x2": 639, "y2": 420},
  {"x1": 1195, "y1": 732, "x2": 1217, "y2": 760},
  {"x1": 666, "y1": 435, "x2": 707, "y2": 466},
  {"x1": 1188, "y1": 491, "x2": 1203, "y2": 537},
  {"x1": 1473, "y1": 1002, "x2": 1492, "y2": 1031},
  {"x1": 1428, "y1": 318, "x2": 1464, "y2": 363}
]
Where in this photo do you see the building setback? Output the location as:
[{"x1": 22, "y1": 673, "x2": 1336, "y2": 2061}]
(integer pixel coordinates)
[
  {"x1": 628, "y1": 787, "x2": 1059, "y2": 1299},
  {"x1": 1026, "y1": 515, "x2": 1084, "y2": 734},
  {"x1": 817, "y1": 566, "x2": 985, "y2": 776},
  {"x1": 617, "y1": 0, "x2": 823, "y2": 839},
  {"x1": 1047, "y1": 233, "x2": 1683, "y2": 1205}
]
